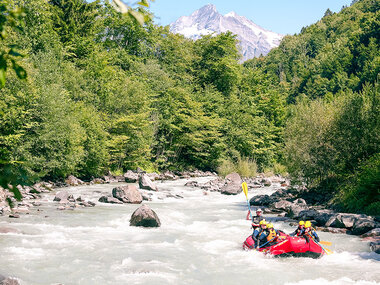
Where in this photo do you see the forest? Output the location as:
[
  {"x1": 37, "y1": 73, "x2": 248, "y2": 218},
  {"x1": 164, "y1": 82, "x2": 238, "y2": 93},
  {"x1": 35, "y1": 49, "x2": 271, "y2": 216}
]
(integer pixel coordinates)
[{"x1": 0, "y1": 0, "x2": 379, "y2": 215}]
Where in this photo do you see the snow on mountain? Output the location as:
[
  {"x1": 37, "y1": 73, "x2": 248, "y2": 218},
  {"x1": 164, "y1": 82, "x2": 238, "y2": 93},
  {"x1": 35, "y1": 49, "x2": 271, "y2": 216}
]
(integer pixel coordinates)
[{"x1": 169, "y1": 4, "x2": 283, "y2": 61}]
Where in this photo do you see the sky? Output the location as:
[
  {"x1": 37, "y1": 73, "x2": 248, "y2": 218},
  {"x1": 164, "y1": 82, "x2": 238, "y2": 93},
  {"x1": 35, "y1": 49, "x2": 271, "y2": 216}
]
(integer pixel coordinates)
[{"x1": 149, "y1": 0, "x2": 353, "y2": 35}]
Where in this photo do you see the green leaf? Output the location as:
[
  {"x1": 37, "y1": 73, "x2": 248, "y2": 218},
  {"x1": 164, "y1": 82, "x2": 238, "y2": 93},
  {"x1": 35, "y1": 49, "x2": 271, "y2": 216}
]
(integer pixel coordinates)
[
  {"x1": 137, "y1": 1, "x2": 149, "y2": 8},
  {"x1": 0, "y1": 68, "x2": 6, "y2": 87}
]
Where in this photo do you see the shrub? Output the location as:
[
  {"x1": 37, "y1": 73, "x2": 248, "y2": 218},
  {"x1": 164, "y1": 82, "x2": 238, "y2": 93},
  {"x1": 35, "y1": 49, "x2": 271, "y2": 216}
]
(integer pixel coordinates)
[{"x1": 217, "y1": 157, "x2": 257, "y2": 178}]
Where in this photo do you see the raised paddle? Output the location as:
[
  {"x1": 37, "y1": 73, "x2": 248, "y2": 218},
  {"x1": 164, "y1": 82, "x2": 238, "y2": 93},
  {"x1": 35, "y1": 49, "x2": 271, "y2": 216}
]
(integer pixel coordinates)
[{"x1": 242, "y1": 182, "x2": 252, "y2": 221}]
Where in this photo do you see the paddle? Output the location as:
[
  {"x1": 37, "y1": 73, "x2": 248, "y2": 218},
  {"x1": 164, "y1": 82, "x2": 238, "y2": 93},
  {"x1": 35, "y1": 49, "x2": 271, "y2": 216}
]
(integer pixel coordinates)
[
  {"x1": 319, "y1": 241, "x2": 332, "y2": 246},
  {"x1": 242, "y1": 182, "x2": 252, "y2": 221},
  {"x1": 309, "y1": 235, "x2": 333, "y2": 255},
  {"x1": 258, "y1": 236, "x2": 277, "y2": 249}
]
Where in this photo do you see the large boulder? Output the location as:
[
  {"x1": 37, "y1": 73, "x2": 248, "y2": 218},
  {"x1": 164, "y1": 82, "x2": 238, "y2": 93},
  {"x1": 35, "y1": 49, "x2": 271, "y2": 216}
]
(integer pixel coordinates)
[
  {"x1": 139, "y1": 174, "x2": 158, "y2": 191},
  {"x1": 0, "y1": 274, "x2": 19, "y2": 285},
  {"x1": 124, "y1": 170, "x2": 139, "y2": 183},
  {"x1": 370, "y1": 241, "x2": 380, "y2": 254},
  {"x1": 65, "y1": 175, "x2": 84, "y2": 186},
  {"x1": 225, "y1": 172, "x2": 241, "y2": 184},
  {"x1": 261, "y1": 178, "x2": 272, "y2": 187},
  {"x1": 98, "y1": 196, "x2": 123, "y2": 204},
  {"x1": 250, "y1": 195, "x2": 272, "y2": 206},
  {"x1": 130, "y1": 205, "x2": 161, "y2": 227},
  {"x1": 352, "y1": 218, "x2": 377, "y2": 235},
  {"x1": 220, "y1": 173, "x2": 242, "y2": 195},
  {"x1": 112, "y1": 185, "x2": 142, "y2": 204},
  {"x1": 361, "y1": 228, "x2": 380, "y2": 238},
  {"x1": 160, "y1": 171, "x2": 177, "y2": 180},
  {"x1": 53, "y1": 191, "x2": 69, "y2": 202},
  {"x1": 273, "y1": 200, "x2": 293, "y2": 211},
  {"x1": 147, "y1": 172, "x2": 160, "y2": 181}
]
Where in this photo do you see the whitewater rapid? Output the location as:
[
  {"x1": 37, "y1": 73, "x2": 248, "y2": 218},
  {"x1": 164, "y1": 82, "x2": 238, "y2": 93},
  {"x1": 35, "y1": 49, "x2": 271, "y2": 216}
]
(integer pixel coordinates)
[{"x1": 0, "y1": 178, "x2": 379, "y2": 285}]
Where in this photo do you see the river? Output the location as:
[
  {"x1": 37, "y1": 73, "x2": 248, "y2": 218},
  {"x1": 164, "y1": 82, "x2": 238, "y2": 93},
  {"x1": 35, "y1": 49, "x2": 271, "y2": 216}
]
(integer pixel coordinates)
[{"x1": 0, "y1": 177, "x2": 379, "y2": 284}]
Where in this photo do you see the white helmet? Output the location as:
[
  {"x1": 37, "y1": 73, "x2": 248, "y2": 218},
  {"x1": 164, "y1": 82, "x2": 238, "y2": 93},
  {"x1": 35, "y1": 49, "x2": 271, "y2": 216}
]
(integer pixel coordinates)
[{"x1": 256, "y1": 208, "x2": 262, "y2": 212}]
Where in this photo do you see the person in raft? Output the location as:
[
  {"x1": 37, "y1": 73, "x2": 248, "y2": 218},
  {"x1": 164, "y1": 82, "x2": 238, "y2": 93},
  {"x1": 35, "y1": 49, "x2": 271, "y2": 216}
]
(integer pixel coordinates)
[
  {"x1": 303, "y1": 221, "x2": 320, "y2": 242},
  {"x1": 252, "y1": 220, "x2": 268, "y2": 248},
  {"x1": 265, "y1": 223, "x2": 280, "y2": 246},
  {"x1": 290, "y1": 220, "x2": 305, "y2": 236},
  {"x1": 247, "y1": 208, "x2": 265, "y2": 229}
]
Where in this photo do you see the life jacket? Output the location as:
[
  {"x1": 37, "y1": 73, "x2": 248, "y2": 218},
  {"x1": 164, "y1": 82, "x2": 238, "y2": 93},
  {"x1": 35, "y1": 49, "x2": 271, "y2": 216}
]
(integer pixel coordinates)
[
  {"x1": 305, "y1": 227, "x2": 318, "y2": 240},
  {"x1": 267, "y1": 229, "x2": 277, "y2": 242},
  {"x1": 296, "y1": 227, "x2": 304, "y2": 236},
  {"x1": 257, "y1": 229, "x2": 267, "y2": 241}
]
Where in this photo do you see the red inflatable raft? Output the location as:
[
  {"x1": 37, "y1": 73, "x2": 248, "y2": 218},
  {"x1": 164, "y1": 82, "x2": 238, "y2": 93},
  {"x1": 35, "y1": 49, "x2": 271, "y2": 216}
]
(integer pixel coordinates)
[{"x1": 243, "y1": 233, "x2": 324, "y2": 258}]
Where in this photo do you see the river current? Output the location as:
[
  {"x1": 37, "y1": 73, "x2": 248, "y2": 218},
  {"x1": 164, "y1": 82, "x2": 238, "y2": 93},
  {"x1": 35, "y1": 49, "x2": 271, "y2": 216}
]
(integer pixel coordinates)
[{"x1": 0, "y1": 177, "x2": 379, "y2": 285}]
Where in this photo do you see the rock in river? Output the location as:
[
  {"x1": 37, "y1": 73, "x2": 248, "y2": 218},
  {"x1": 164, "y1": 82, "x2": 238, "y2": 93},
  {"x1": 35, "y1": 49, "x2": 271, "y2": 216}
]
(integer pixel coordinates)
[
  {"x1": 65, "y1": 175, "x2": 84, "y2": 186},
  {"x1": 124, "y1": 170, "x2": 139, "y2": 183},
  {"x1": 112, "y1": 185, "x2": 142, "y2": 204},
  {"x1": 220, "y1": 173, "x2": 242, "y2": 195},
  {"x1": 130, "y1": 204, "x2": 161, "y2": 227},
  {"x1": 53, "y1": 191, "x2": 69, "y2": 202},
  {"x1": 98, "y1": 196, "x2": 123, "y2": 204},
  {"x1": 139, "y1": 174, "x2": 158, "y2": 191}
]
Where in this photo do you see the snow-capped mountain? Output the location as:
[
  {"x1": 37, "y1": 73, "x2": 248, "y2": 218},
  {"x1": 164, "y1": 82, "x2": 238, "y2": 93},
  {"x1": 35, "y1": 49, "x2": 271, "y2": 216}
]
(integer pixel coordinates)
[{"x1": 170, "y1": 4, "x2": 283, "y2": 61}]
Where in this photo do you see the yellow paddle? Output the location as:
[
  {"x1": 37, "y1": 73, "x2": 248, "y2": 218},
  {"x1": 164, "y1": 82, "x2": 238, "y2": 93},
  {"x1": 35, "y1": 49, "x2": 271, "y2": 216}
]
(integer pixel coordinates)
[
  {"x1": 309, "y1": 235, "x2": 333, "y2": 255},
  {"x1": 242, "y1": 182, "x2": 252, "y2": 220},
  {"x1": 319, "y1": 241, "x2": 332, "y2": 246}
]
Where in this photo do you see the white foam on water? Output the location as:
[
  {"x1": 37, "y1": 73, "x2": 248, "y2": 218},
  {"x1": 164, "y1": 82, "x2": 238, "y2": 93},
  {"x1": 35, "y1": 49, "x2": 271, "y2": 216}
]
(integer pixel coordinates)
[
  {"x1": 284, "y1": 277, "x2": 380, "y2": 285},
  {"x1": 6, "y1": 246, "x2": 46, "y2": 260}
]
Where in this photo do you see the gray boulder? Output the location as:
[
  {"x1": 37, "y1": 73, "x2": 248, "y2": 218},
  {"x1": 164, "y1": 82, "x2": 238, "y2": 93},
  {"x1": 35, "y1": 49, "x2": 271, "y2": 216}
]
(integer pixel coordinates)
[
  {"x1": 124, "y1": 170, "x2": 139, "y2": 183},
  {"x1": 112, "y1": 185, "x2": 142, "y2": 204},
  {"x1": 130, "y1": 204, "x2": 161, "y2": 227},
  {"x1": 53, "y1": 191, "x2": 69, "y2": 202},
  {"x1": 262, "y1": 178, "x2": 272, "y2": 187},
  {"x1": 370, "y1": 241, "x2": 380, "y2": 254},
  {"x1": 160, "y1": 171, "x2": 177, "y2": 180},
  {"x1": 103, "y1": 175, "x2": 118, "y2": 183},
  {"x1": 184, "y1": 181, "x2": 198, "y2": 187},
  {"x1": 147, "y1": 172, "x2": 160, "y2": 181},
  {"x1": 250, "y1": 195, "x2": 272, "y2": 206},
  {"x1": 220, "y1": 173, "x2": 242, "y2": 195},
  {"x1": 288, "y1": 203, "x2": 308, "y2": 218},
  {"x1": 361, "y1": 228, "x2": 380, "y2": 238},
  {"x1": 273, "y1": 200, "x2": 293, "y2": 211},
  {"x1": 139, "y1": 174, "x2": 158, "y2": 191},
  {"x1": 98, "y1": 196, "x2": 123, "y2": 204},
  {"x1": 65, "y1": 175, "x2": 84, "y2": 186},
  {"x1": 352, "y1": 218, "x2": 377, "y2": 235},
  {"x1": 92, "y1": 178, "x2": 105, "y2": 184},
  {"x1": 1, "y1": 278, "x2": 20, "y2": 285}
]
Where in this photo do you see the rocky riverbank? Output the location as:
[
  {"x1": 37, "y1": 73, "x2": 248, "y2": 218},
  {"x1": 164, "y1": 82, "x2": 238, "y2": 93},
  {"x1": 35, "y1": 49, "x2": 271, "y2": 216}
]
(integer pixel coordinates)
[{"x1": 0, "y1": 169, "x2": 215, "y2": 217}]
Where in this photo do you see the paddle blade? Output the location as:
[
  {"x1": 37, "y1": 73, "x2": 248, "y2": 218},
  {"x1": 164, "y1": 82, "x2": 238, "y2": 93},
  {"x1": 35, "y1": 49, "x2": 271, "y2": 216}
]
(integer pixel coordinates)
[
  {"x1": 320, "y1": 241, "x2": 332, "y2": 246},
  {"x1": 324, "y1": 248, "x2": 333, "y2": 255},
  {"x1": 242, "y1": 182, "x2": 248, "y2": 198}
]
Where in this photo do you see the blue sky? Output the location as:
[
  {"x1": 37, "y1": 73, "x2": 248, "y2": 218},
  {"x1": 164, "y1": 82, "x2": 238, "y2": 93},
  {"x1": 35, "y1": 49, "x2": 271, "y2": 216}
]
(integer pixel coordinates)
[{"x1": 149, "y1": 0, "x2": 353, "y2": 35}]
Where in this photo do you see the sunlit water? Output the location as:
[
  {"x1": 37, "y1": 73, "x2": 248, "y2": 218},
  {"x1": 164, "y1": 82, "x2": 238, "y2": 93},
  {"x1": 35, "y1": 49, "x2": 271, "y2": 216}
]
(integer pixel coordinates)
[{"x1": 0, "y1": 178, "x2": 379, "y2": 285}]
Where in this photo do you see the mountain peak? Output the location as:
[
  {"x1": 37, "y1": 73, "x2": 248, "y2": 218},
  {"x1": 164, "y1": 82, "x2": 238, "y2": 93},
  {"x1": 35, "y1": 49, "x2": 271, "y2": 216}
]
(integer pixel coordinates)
[
  {"x1": 224, "y1": 11, "x2": 238, "y2": 18},
  {"x1": 200, "y1": 4, "x2": 217, "y2": 12},
  {"x1": 170, "y1": 5, "x2": 283, "y2": 61}
]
